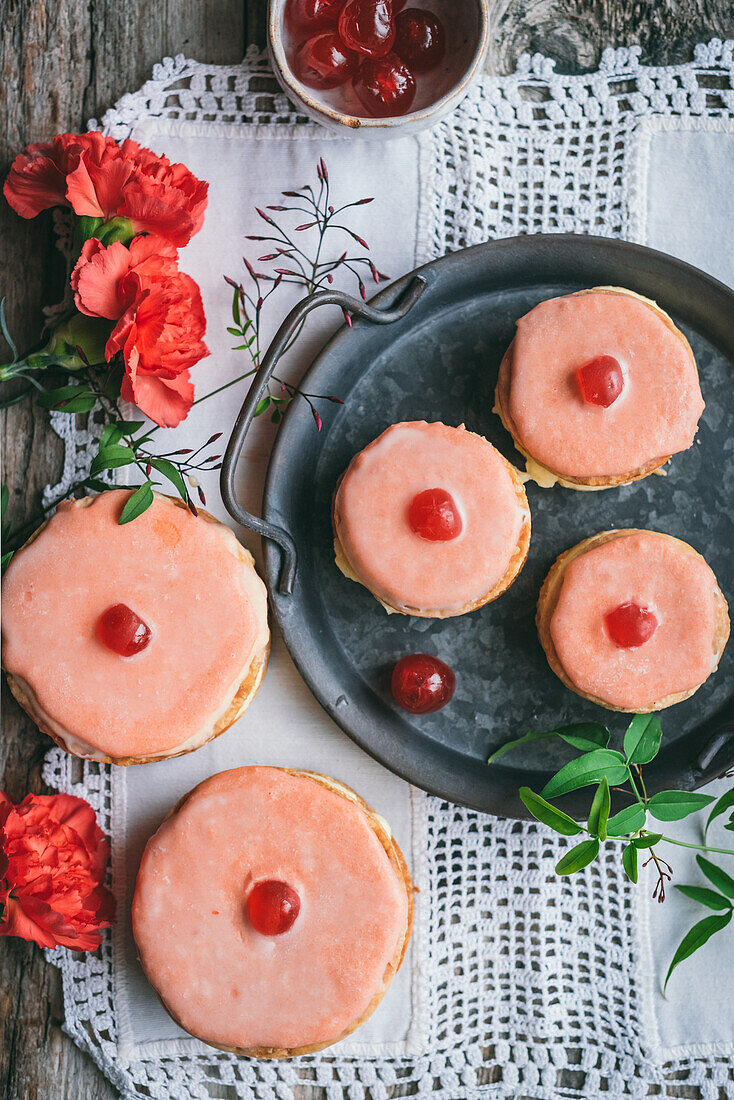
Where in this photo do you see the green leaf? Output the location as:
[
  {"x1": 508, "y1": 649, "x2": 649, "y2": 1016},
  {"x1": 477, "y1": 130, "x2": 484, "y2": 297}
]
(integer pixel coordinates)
[
  {"x1": 271, "y1": 407, "x2": 282, "y2": 424},
  {"x1": 632, "y1": 832, "x2": 663, "y2": 849},
  {"x1": 647, "y1": 790, "x2": 716, "y2": 822},
  {"x1": 1, "y1": 484, "x2": 8, "y2": 519},
  {"x1": 696, "y1": 855, "x2": 734, "y2": 899},
  {"x1": 148, "y1": 458, "x2": 187, "y2": 502},
  {"x1": 99, "y1": 423, "x2": 128, "y2": 449},
  {"x1": 119, "y1": 420, "x2": 145, "y2": 437},
  {"x1": 255, "y1": 396, "x2": 271, "y2": 416},
  {"x1": 118, "y1": 481, "x2": 154, "y2": 525},
  {"x1": 555, "y1": 839, "x2": 600, "y2": 876},
  {"x1": 227, "y1": 326, "x2": 241, "y2": 336},
  {"x1": 664, "y1": 909, "x2": 732, "y2": 990},
  {"x1": 705, "y1": 788, "x2": 734, "y2": 837},
  {"x1": 89, "y1": 444, "x2": 136, "y2": 478},
  {"x1": 541, "y1": 750, "x2": 628, "y2": 799},
  {"x1": 606, "y1": 802, "x2": 647, "y2": 837},
  {"x1": 37, "y1": 384, "x2": 96, "y2": 412},
  {"x1": 488, "y1": 722, "x2": 609, "y2": 764},
  {"x1": 675, "y1": 884, "x2": 733, "y2": 911},
  {"x1": 622, "y1": 843, "x2": 638, "y2": 883},
  {"x1": 587, "y1": 778, "x2": 611, "y2": 840},
  {"x1": 518, "y1": 787, "x2": 582, "y2": 836},
  {"x1": 1, "y1": 550, "x2": 14, "y2": 575},
  {"x1": 84, "y1": 477, "x2": 114, "y2": 493},
  {"x1": 623, "y1": 714, "x2": 662, "y2": 765},
  {"x1": 231, "y1": 284, "x2": 241, "y2": 326}
]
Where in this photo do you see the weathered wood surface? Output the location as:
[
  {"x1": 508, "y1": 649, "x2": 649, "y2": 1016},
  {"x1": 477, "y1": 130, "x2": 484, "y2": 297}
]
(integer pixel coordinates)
[{"x1": 1, "y1": 1, "x2": 733, "y2": 1097}]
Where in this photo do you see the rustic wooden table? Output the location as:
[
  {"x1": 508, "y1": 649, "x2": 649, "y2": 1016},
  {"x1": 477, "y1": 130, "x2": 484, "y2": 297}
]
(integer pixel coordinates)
[{"x1": 2, "y1": 1, "x2": 733, "y2": 1097}]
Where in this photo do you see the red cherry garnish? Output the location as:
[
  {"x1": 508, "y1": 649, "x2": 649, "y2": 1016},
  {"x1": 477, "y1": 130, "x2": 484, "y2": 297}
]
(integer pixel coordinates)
[
  {"x1": 354, "y1": 53, "x2": 416, "y2": 117},
  {"x1": 576, "y1": 355, "x2": 624, "y2": 408},
  {"x1": 293, "y1": 32, "x2": 358, "y2": 88},
  {"x1": 246, "y1": 880, "x2": 301, "y2": 936},
  {"x1": 604, "y1": 601, "x2": 658, "y2": 648},
  {"x1": 408, "y1": 488, "x2": 462, "y2": 541},
  {"x1": 96, "y1": 603, "x2": 151, "y2": 657},
  {"x1": 392, "y1": 654, "x2": 456, "y2": 714},
  {"x1": 338, "y1": 0, "x2": 395, "y2": 58},
  {"x1": 394, "y1": 8, "x2": 445, "y2": 71},
  {"x1": 285, "y1": 0, "x2": 344, "y2": 32}
]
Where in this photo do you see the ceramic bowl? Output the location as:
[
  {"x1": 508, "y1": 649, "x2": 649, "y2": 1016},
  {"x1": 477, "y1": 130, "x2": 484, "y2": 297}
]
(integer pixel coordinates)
[{"x1": 268, "y1": 0, "x2": 489, "y2": 138}]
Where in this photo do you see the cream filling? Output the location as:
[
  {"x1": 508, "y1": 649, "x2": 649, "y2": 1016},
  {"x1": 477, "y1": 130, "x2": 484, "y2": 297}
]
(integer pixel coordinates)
[{"x1": 11, "y1": 527, "x2": 270, "y2": 764}]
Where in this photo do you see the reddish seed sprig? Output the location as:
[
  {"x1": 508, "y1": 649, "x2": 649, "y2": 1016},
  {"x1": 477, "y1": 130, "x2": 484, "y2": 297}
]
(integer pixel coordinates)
[{"x1": 224, "y1": 159, "x2": 388, "y2": 429}]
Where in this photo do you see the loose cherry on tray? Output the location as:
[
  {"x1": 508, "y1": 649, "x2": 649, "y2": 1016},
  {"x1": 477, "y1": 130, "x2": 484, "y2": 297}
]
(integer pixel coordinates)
[
  {"x1": 392, "y1": 654, "x2": 456, "y2": 714},
  {"x1": 293, "y1": 32, "x2": 358, "y2": 88},
  {"x1": 604, "y1": 601, "x2": 658, "y2": 648},
  {"x1": 408, "y1": 488, "x2": 462, "y2": 541},
  {"x1": 96, "y1": 603, "x2": 151, "y2": 657},
  {"x1": 285, "y1": 0, "x2": 345, "y2": 32},
  {"x1": 354, "y1": 52, "x2": 417, "y2": 116},
  {"x1": 576, "y1": 355, "x2": 624, "y2": 408},
  {"x1": 394, "y1": 8, "x2": 445, "y2": 71},
  {"x1": 338, "y1": 0, "x2": 395, "y2": 58},
  {"x1": 247, "y1": 880, "x2": 301, "y2": 936}
]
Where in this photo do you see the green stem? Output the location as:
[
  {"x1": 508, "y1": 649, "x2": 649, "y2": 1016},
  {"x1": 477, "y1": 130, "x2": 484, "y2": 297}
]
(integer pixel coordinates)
[{"x1": 657, "y1": 836, "x2": 734, "y2": 857}]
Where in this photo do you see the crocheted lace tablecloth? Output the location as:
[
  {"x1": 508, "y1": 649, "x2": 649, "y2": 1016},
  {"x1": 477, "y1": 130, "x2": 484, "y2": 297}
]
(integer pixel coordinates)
[{"x1": 42, "y1": 40, "x2": 734, "y2": 1100}]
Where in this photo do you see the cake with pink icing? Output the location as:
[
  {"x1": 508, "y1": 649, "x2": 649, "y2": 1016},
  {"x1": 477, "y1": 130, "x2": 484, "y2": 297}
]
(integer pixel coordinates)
[
  {"x1": 333, "y1": 420, "x2": 531, "y2": 617},
  {"x1": 495, "y1": 287, "x2": 705, "y2": 489},
  {"x1": 1, "y1": 490, "x2": 269, "y2": 764},
  {"x1": 132, "y1": 766, "x2": 413, "y2": 1057},
  {"x1": 537, "y1": 529, "x2": 729, "y2": 712}
]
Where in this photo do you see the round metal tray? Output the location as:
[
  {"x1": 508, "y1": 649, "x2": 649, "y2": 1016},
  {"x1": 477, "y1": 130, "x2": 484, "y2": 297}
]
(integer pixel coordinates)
[{"x1": 223, "y1": 234, "x2": 734, "y2": 817}]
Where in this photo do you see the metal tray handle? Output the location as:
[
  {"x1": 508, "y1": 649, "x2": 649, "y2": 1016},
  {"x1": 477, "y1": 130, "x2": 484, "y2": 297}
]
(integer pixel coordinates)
[{"x1": 221, "y1": 276, "x2": 426, "y2": 594}]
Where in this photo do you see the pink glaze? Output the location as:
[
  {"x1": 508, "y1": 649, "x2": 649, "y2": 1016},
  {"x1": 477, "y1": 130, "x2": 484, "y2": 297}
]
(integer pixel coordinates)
[
  {"x1": 509, "y1": 292, "x2": 704, "y2": 477},
  {"x1": 550, "y1": 532, "x2": 720, "y2": 709},
  {"x1": 334, "y1": 422, "x2": 528, "y2": 611},
  {"x1": 1, "y1": 491, "x2": 268, "y2": 759},
  {"x1": 132, "y1": 767, "x2": 409, "y2": 1051}
]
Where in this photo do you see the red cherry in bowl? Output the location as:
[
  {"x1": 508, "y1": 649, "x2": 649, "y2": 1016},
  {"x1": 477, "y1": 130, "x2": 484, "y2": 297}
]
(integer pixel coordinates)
[
  {"x1": 96, "y1": 603, "x2": 151, "y2": 657},
  {"x1": 354, "y1": 53, "x2": 416, "y2": 117},
  {"x1": 293, "y1": 32, "x2": 358, "y2": 88},
  {"x1": 285, "y1": 0, "x2": 344, "y2": 32},
  {"x1": 392, "y1": 654, "x2": 456, "y2": 714},
  {"x1": 246, "y1": 880, "x2": 301, "y2": 936},
  {"x1": 394, "y1": 8, "x2": 445, "y2": 71},
  {"x1": 576, "y1": 355, "x2": 624, "y2": 408},
  {"x1": 408, "y1": 488, "x2": 462, "y2": 541},
  {"x1": 338, "y1": 0, "x2": 395, "y2": 58},
  {"x1": 604, "y1": 601, "x2": 658, "y2": 648}
]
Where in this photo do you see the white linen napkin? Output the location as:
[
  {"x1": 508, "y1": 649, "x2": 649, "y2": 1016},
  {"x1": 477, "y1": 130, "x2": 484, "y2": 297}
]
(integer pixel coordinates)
[
  {"x1": 629, "y1": 114, "x2": 734, "y2": 1058},
  {"x1": 113, "y1": 121, "x2": 433, "y2": 1059}
]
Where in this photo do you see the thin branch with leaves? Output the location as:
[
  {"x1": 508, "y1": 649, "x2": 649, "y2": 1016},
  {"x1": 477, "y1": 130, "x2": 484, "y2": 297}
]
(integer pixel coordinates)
[{"x1": 489, "y1": 714, "x2": 734, "y2": 989}]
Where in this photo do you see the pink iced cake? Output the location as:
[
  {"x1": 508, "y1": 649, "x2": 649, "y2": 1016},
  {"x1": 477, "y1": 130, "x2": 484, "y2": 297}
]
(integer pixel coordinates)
[
  {"x1": 1, "y1": 490, "x2": 269, "y2": 764},
  {"x1": 132, "y1": 766, "x2": 413, "y2": 1056}
]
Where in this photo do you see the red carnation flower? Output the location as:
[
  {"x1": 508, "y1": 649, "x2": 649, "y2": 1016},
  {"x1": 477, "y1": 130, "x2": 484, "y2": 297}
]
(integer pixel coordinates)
[
  {"x1": 71, "y1": 235, "x2": 208, "y2": 427},
  {"x1": 0, "y1": 791, "x2": 115, "y2": 952},
  {"x1": 3, "y1": 131, "x2": 208, "y2": 247}
]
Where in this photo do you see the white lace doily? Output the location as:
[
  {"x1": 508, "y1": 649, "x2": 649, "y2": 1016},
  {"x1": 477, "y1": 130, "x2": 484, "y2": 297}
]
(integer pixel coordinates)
[{"x1": 43, "y1": 40, "x2": 734, "y2": 1100}]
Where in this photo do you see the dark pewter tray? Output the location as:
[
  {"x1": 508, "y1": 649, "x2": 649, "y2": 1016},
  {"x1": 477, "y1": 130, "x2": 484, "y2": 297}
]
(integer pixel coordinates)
[{"x1": 223, "y1": 234, "x2": 734, "y2": 818}]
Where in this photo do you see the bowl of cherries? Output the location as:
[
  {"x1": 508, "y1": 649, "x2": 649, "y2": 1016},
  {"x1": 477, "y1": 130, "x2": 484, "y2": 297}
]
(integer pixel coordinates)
[{"x1": 269, "y1": 0, "x2": 489, "y2": 135}]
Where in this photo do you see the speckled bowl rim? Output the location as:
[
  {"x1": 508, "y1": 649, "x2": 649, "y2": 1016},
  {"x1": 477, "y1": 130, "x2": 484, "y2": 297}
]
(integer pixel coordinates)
[{"x1": 267, "y1": 0, "x2": 490, "y2": 132}]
